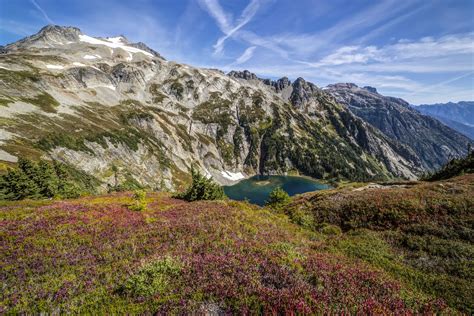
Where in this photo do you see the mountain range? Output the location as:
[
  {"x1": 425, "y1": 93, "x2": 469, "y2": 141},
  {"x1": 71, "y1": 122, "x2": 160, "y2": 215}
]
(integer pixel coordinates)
[
  {"x1": 0, "y1": 25, "x2": 471, "y2": 190},
  {"x1": 413, "y1": 101, "x2": 474, "y2": 140}
]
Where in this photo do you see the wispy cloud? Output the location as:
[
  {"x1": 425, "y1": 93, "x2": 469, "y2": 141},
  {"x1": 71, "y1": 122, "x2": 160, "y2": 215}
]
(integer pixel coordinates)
[
  {"x1": 199, "y1": 0, "x2": 261, "y2": 55},
  {"x1": 30, "y1": 0, "x2": 54, "y2": 24},
  {"x1": 263, "y1": 0, "x2": 420, "y2": 59},
  {"x1": 234, "y1": 46, "x2": 257, "y2": 65},
  {"x1": 199, "y1": 0, "x2": 232, "y2": 32},
  {"x1": 407, "y1": 71, "x2": 474, "y2": 97},
  {"x1": 304, "y1": 33, "x2": 474, "y2": 72},
  {"x1": 355, "y1": 4, "x2": 429, "y2": 44}
]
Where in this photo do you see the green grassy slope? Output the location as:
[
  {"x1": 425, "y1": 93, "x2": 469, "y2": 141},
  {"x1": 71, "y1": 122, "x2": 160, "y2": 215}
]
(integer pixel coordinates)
[{"x1": 287, "y1": 174, "x2": 474, "y2": 313}]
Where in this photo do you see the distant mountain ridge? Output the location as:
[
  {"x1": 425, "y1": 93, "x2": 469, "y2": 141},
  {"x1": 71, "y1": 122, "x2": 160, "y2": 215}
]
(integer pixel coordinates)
[
  {"x1": 414, "y1": 101, "x2": 474, "y2": 139},
  {"x1": 325, "y1": 83, "x2": 472, "y2": 169},
  {"x1": 0, "y1": 25, "x2": 471, "y2": 190}
]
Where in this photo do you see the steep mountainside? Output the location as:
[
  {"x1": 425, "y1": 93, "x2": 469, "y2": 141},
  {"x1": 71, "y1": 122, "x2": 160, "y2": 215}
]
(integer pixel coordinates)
[
  {"x1": 325, "y1": 84, "x2": 472, "y2": 169},
  {"x1": 0, "y1": 25, "x2": 464, "y2": 190},
  {"x1": 415, "y1": 102, "x2": 474, "y2": 139}
]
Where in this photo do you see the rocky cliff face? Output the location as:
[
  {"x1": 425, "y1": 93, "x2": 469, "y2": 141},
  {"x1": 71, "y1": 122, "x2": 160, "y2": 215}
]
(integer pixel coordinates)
[
  {"x1": 0, "y1": 25, "x2": 464, "y2": 190},
  {"x1": 325, "y1": 83, "x2": 472, "y2": 170}
]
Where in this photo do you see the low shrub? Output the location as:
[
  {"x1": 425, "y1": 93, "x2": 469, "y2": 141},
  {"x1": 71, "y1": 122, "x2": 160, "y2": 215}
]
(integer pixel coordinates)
[
  {"x1": 128, "y1": 190, "x2": 147, "y2": 211},
  {"x1": 120, "y1": 256, "x2": 182, "y2": 298},
  {"x1": 319, "y1": 223, "x2": 342, "y2": 236},
  {"x1": 286, "y1": 207, "x2": 314, "y2": 228}
]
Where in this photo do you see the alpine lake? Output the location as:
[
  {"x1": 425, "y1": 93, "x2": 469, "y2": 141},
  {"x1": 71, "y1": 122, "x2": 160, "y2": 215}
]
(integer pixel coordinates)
[{"x1": 223, "y1": 175, "x2": 330, "y2": 206}]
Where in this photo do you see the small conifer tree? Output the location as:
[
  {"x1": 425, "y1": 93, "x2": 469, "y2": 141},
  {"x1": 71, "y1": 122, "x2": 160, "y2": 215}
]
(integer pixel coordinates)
[
  {"x1": 174, "y1": 167, "x2": 225, "y2": 202},
  {"x1": 265, "y1": 187, "x2": 291, "y2": 210}
]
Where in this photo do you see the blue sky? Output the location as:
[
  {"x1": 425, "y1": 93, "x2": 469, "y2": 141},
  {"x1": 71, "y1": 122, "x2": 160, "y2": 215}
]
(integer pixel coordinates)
[{"x1": 0, "y1": 0, "x2": 473, "y2": 104}]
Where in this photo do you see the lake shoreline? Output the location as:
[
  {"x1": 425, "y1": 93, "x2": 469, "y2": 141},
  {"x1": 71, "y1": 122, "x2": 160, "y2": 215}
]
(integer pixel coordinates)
[{"x1": 223, "y1": 175, "x2": 330, "y2": 206}]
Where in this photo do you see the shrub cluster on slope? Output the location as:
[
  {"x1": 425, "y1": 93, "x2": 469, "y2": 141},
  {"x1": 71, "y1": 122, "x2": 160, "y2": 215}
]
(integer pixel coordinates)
[
  {"x1": 0, "y1": 157, "x2": 99, "y2": 200},
  {"x1": 0, "y1": 193, "x2": 448, "y2": 314},
  {"x1": 287, "y1": 174, "x2": 474, "y2": 313}
]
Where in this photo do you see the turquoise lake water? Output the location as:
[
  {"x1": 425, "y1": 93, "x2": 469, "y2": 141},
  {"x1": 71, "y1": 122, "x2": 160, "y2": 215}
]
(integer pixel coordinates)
[{"x1": 223, "y1": 175, "x2": 329, "y2": 206}]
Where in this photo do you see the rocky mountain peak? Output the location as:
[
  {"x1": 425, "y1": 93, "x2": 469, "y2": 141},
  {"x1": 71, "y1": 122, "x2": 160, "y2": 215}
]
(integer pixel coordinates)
[
  {"x1": 6, "y1": 24, "x2": 82, "y2": 50},
  {"x1": 326, "y1": 83, "x2": 359, "y2": 90},
  {"x1": 363, "y1": 86, "x2": 378, "y2": 94},
  {"x1": 290, "y1": 77, "x2": 320, "y2": 107},
  {"x1": 228, "y1": 70, "x2": 258, "y2": 80},
  {"x1": 260, "y1": 76, "x2": 291, "y2": 92},
  {"x1": 325, "y1": 82, "x2": 472, "y2": 170},
  {"x1": 129, "y1": 41, "x2": 164, "y2": 59},
  {"x1": 274, "y1": 76, "x2": 291, "y2": 92},
  {"x1": 39, "y1": 24, "x2": 82, "y2": 36}
]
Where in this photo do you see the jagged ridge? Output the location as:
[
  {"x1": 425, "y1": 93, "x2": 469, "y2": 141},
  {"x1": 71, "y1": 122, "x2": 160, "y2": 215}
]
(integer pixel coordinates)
[{"x1": 0, "y1": 25, "x2": 469, "y2": 190}]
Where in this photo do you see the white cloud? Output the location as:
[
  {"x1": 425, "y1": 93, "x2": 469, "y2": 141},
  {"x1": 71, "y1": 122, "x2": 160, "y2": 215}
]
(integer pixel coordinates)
[
  {"x1": 305, "y1": 33, "x2": 474, "y2": 73},
  {"x1": 317, "y1": 46, "x2": 381, "y2": 66},
  {"x1": 406, "y1": 71, "x2": 474, "y2": 97},
  {"x1": 198, "y1": 0, "x2": 232, "y2": 33},
  {"x1": 199, "y1": 0, "x2": 261, "y2": 55},
  {"x1": 234, "y1": 46, "x2": 256, "y2": 64}
]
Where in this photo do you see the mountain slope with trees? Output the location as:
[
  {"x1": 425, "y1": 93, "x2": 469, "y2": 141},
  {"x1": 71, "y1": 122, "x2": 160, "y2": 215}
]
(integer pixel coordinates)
[{"x1": 0, "y1": 25, "x2": 470, "y2": 191}]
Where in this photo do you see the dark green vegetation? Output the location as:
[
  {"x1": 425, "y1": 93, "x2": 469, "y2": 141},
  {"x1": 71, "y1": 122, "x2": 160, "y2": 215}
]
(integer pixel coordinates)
[
  {"x1": 264, "y1": 186, "x2": 290, "y2": 210},
  {"x1": 223, "y1": 175, "x2": 329, "y2": 206},
  {"x1": 173, "y1": 167, "x2": 225, "y2": 202},
  {"x1": 21, "y1": 92, "x2": 59, "y2": 113},
  {"x1": 0, "y1": 157, "x2": 98, "y2": 200},
  {"x1": 424, "y1": 150, "x2": 474, "y2": 181},
  {"x1": 287, "y1": 174, "x2": 474, "y2": 313}
]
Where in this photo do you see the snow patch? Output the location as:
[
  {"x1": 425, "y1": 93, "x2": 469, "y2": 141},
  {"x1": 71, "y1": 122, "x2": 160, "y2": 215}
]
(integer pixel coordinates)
[
  {"x1": 46, "y1": 64, "x2": 64, "y2": 69},
  {"x1": 221, "y1": 170, "x2": 245, "y2": 181},
  {"x1": 79, "y1": 34, "x2": 153, "y2": 57},
  {"x1": 0, "y1": 149, "x2": 17, "y2": 162},
  {"x1": 93, "y1": 84, "x2": 116, "y2": 91},
  {"x1": 72, "y1": 62, "x2": 86, "y2": 67},
  {"x1": 83, "y1": 54, "x2": 101, "y2": 60}
]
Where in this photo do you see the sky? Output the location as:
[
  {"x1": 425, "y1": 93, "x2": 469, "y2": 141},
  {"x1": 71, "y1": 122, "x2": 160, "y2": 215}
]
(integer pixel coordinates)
[{"x1": 0, "y1": 0, "x2": 473, "y2": 104}]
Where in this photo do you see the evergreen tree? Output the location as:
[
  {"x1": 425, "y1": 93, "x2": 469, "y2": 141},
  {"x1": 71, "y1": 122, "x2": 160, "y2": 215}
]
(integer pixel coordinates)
[
  {"x1": 36, "y1": 160, "x2": 59, "y2": 198},
  {"x1": 174, "y1": 167, "x2": 226, "y2": 202},
  {"x1": 0, "y1": 157, "x2": 91, "y2": 200},
  {"x1": 265, "y1": 187, "x2": 291, "y2": 210},
  {"x1": 15, "y1": 158, "x2": 41, "y2": 199}
]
